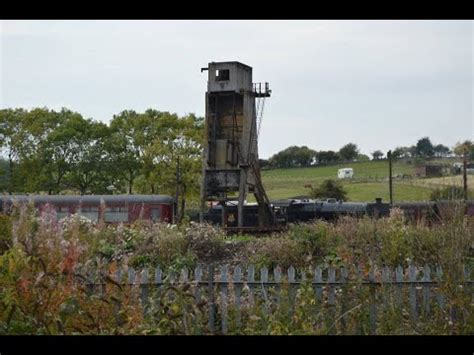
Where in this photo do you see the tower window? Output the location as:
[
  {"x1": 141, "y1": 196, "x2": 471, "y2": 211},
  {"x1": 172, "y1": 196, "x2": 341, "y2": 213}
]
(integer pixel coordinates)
[{"x1": 215, "y1": 69, "x2": 230, "y2": 81}]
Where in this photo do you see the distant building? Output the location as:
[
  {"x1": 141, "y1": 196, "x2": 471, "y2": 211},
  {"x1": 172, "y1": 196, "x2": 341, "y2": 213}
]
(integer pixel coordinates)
[{"x1": 415, "y1": 165, "x2": 450, "y2": 178}]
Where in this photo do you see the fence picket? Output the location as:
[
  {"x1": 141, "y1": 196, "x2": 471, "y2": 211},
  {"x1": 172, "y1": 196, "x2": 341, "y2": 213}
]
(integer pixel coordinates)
[
  {"x1": 274, "y1": 266, "x2": 282, "y2": 305},
  {"x1": 180, "y1": 268, "x2": 189, "y2": 283},
  {"x1": 155, "y1": 267, "x2": 162, "y2": 284},
  {"x1": 395, "y1": 265, "x2": 403, "y2": 308},
  {"x1": 340, "y1": 266, "x2": 348, "y2": 332},
  {"x1": 409, "y1": 264, "x2": 417, "y2": 321},
  {"x1": 168, "y1": 269, "x2": 176, "y2": 284},
  {"x1": 194, "y1": 265, "x2": 203, "y2": 336},
  {"x1": 314, "y1": 266, "x2": 323, "y2": 302},
  {"x1": 128, "y1": 267, "x2": 136, "y2": 285},
  {"x1": 233, "y1": 265, "x2": 243, "y2": 329},
  {"x1": 422, "y1": 265, "x2": 431, "y2": 316},
  {"x1": 328, "y1": 266, "x2": 335, "y2": 305},
  {"x1": 260, "y1": 266, "x2": 269, "y2": 304},
  {"x1": 220, "y1": 265, "x2": 228, "y2": 335},
  {"x1": 140, "y1": 268, "x2": 149, "y2": 313},
  {"x1": 381, "y1": 266, "x2": 391, "y2": 309},
  {"x1": 194, "y1": 265, "x2": 203, "y2": 302},
  {"x1": 208, "y1": 264, "x2": 215, "y2": 334},
  {"x1": 327, "y1": 266, "x2": 336, "y2": 334},
  {"x1": 435, "y1": 266, "x2": 444, "y2": 310},
  {"x1": 115, "y1": 267, "x2": 122, "y2": 284},
  {"x1": 368, "y1": 268, "x2": 377, "y2": 335},
  {"x1": 288, "y1": 266, "x2": 296, "y2": 314},
  {"x1": 87, "y1": 266, "x2": 97, "y2": 296},
  {"x1": 247, "y1": 265, "x2": 255, "y2": 307}
]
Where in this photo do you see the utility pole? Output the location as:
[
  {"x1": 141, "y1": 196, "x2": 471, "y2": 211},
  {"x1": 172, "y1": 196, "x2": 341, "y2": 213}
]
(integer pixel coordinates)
[
  {"x1": 388, "y1": 150, "x2": 393, "y2": 205},
  {"x1": 175, "y1": 156, "x2": 180, "y2": 223},
  {"x1": 463, "y1": 151, "x2": 468, "y2": 201}
]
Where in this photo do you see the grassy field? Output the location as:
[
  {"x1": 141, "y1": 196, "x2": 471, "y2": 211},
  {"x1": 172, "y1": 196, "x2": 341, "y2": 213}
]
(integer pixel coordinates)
[{"x1": 260, "y1": 160, "x2": 436, "y2": 202}]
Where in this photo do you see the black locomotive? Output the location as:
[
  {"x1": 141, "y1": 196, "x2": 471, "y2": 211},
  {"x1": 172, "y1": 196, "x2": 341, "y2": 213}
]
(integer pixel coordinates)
[{"x1": 201, "y1": 198, "x2": 474, "y2": 227}]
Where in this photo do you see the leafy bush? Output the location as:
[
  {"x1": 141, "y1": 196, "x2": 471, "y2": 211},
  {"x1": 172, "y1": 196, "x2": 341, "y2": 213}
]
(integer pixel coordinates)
[
  {"x1": 308, "y1": 179, "x2": 348, "y2": 201},
  {"x1": 0, "y1": 214, "x2": 12, "y2": 254},
  {"x1": 184, "y1": 222, "x2": 226, "y2": 262},
  {"x1": 249, "y1": 236, "x2": 303, "y2": 269}
]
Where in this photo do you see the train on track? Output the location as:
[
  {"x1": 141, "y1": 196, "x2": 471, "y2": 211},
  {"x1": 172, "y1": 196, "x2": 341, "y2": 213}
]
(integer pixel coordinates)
[
  {"x1": 0, "y1": 195, "x2": 175, "y2": 224},
  {"x1": 202, "y1": 198, "x2": 474, "y2": 228},
  {"x1": 1, "y1": 194, "x2": 473, "y2": 228}
]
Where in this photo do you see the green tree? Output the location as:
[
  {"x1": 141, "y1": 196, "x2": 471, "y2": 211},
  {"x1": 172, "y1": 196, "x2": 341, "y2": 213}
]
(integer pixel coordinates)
[
  {"x1": 63, "y1": 121, "x2": 111, "y2": 194},
  {"x1": 433, "y1": 144, "x2": 451, "y2": 158},
  {"x1": 107, "y1": 111, "x2": 143, "y2": 194},
  {"x1": 371, "y1": 150, "x2": 384, "y2": 160},
  {"x1": 453, "y1": 140, "x2": 473, "y2": 160},
  {"x1": 338, "y1": 143, "x2": 359, "y2": 162},
  {"x1": 415, "y1": 137, "x2": 434, "y2": 158},
  {"x1": 149, "y1": 113, "x2": 204, "y2": 220},
  {"x1": 0, "y1": 108, "x2": 28, "y2": 193},
  {"x1": 356, "y1": 153, "x2": 370, "y2": 162},
  {"x1": 268, "y1": 146, "x2": 317, "y2": 168},
  {"x1": 316, "y1": 150, "x2": 340, "y2": 165},
  {"x1": 391, "y1": 146, "x2": 411, "y2": 160}
]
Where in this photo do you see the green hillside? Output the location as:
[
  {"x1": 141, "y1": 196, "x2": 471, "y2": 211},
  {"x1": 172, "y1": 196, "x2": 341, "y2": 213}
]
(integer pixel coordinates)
[{"x1": 260, "y1": 160, "x2": 434, "y2": 202}]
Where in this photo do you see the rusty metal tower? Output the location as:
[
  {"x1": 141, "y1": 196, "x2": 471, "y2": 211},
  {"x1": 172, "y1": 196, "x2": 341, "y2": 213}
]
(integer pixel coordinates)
[{"x1": 199, "y1": 61, "x2": 275, "y2": 229}]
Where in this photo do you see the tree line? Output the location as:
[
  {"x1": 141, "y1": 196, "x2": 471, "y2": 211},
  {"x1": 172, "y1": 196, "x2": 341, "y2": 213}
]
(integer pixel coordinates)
[
  {"x1": 262, "y1": 137, "x2": 473, "y2": 169},
  {"x1": 0, "y1": 108, "x2": 204, "y2": 217},
  {"x1": 1, "y1": 108, "x2": 472, "y2": 200}
]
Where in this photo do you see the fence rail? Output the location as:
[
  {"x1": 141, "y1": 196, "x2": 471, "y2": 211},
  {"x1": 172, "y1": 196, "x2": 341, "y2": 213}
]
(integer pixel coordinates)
[{"x1": 82, "y1": 263, "x2": 473, "y2": 335}]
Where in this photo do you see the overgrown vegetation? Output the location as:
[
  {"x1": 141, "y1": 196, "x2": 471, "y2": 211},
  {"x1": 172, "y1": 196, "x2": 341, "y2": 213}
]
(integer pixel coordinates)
[
  {"x1": 0, "y1": 204, "x2": 472, "y2": 334},
  {"x1": 306, "y1": 179, "x2": 348, "y2": 201}
]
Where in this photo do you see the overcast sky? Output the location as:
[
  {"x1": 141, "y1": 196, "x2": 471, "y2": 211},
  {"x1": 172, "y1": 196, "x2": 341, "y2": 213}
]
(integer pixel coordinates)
[{"x1": 1, "y1": 20, "x2": 472, "y2": 158}]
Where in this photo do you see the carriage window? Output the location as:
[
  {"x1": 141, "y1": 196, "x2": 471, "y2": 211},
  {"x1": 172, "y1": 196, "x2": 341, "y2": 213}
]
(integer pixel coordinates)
[
  {"x1": 105, "y1": 206, "x2": 128, "y2": 213},
  {"x1": 56, "y1": 206, "x2": 69, "y2": 220},
  {"x1": 151, "y1": 208, "x2": 161, "y2": 222},
  {"x1": 77, "y1": 206, "x2": 99, "y2": 222},
  {"x1": 104, "y1": 206, "x2": 129, "y2": 222}
]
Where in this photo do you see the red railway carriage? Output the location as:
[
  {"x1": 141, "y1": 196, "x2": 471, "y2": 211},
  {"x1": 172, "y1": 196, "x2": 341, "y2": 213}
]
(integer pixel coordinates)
[{"x1": 1, "y1": 195, "x2": 176, "y2": 224}]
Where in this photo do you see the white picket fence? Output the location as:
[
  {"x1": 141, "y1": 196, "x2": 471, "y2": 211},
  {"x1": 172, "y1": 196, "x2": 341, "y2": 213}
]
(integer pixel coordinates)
[{"x1": 84, "y1": 263, "x2": 473, "y2": 335}]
